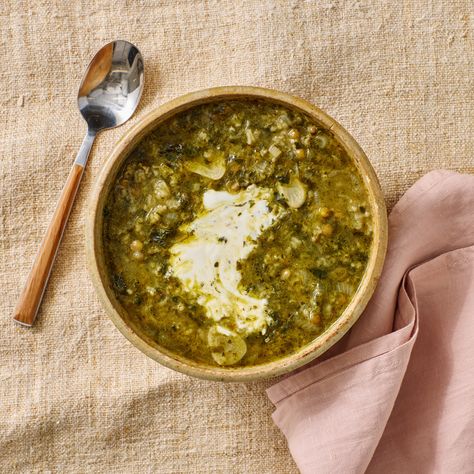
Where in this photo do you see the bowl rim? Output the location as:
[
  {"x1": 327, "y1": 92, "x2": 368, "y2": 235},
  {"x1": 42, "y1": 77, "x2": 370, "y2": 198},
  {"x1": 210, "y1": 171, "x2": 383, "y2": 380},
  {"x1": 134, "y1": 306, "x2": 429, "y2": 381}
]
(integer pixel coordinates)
[{"x1": 85, "y1": 85, "x2": 388, "y2": 382}]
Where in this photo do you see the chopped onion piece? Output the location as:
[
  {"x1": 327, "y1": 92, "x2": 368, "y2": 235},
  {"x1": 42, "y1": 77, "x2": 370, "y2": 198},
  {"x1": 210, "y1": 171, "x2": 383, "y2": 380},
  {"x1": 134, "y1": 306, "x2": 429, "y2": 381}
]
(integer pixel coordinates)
[
  {"x1": 268, "y1": 144, "x2": 282, "y2": 158},
  {"x1": 208, "y1": 325, "x2": 247, "y2": 366},
  {"x1": 277, "y1": 176, "x2": 307, "y2": 208},
  {"x1": 314, "y1": 133, "x2": 328, "y2": 149},
  {"x1": 245, "y1": 128, "x2": 256, "y2": 145},
  {"x1": 336, "y1": 282, "x2": 354, "y2": 295},
  {"x1": 184, "y1": 152, "x2": 226, "y2": 180}
]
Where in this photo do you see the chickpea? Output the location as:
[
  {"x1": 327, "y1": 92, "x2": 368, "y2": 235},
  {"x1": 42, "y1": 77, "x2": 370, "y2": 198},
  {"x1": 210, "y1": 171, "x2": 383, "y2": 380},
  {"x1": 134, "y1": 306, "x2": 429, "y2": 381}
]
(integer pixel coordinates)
[
  {"x1": 323, "y1": 303, "x2": 333, "y2": 318},
  {"x1": 321, "y1": 223, "x2": 334, "y2": 236},
  {"x1": 336, "y1": 293, "x2": 348, "y2": 306},
  {"x1": 310, "y1": 311, "x2": 321, "y2": 325},
  {"x1": 132, "y1": 250, "x2": 144, "y2": 261},
  {"x1": 229, "y1": 162, "x2": 241, "y2": 173},
  {"x1": 319, "y1": 207, "x2": 331, "y2": 218},
  {"x1": 288, "y1": 128, "x2": 300, "y2": 140},
  {"x1": 130, "y1": 240, "x2": 143, "y2": 252},
  {"x1": 295, "y1": 148, "x2": 305, "y2": 160},
  {"x1": 280, "y1": 268, "x2": 291, "y2": 280}
]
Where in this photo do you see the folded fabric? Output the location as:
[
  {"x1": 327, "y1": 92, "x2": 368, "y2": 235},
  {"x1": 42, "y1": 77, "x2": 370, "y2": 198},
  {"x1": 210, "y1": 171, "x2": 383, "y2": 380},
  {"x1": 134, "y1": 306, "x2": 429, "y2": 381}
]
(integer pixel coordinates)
[{"x1": 267, "y1": 171, "x2": 474, "y2": 473}]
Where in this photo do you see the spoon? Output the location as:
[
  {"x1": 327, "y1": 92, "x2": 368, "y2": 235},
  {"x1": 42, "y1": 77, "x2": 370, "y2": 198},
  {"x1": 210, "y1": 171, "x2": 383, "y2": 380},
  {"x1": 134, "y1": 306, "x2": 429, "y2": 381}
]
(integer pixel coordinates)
[{"x1": 13, "y1": 40, "x2": 144, "y2": 327}]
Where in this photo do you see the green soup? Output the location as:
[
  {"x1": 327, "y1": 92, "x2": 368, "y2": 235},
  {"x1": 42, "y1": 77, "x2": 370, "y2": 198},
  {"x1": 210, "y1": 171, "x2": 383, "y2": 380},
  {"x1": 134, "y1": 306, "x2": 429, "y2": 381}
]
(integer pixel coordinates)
[{"x1": 103, "y1": 100, "x2": 373, "y2": 367}]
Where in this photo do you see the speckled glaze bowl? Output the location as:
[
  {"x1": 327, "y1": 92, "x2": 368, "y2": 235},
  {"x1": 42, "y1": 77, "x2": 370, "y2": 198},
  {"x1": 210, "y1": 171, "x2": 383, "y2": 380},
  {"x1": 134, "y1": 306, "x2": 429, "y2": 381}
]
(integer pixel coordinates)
[{"x1": 86, "y1": 86, "x2": 388, "y2": 382}]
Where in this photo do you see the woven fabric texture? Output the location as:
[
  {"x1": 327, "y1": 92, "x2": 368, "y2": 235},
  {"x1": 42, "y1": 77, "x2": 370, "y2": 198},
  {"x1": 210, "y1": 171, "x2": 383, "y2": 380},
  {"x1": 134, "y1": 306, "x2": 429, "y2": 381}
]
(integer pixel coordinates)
[{"x1": 1, "y1": 1, "x2": 472, "y2": 472}]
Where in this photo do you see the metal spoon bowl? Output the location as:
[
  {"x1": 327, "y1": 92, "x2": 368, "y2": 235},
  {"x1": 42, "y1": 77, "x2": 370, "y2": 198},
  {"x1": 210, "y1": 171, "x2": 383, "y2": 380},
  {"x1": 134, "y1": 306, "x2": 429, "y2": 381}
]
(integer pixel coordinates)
[
  {"x1": 76, "y1": 41, "x2": 144, "y2": 166},
  {"x1": 13, "y1": 40, "x2": 144, "y2": 327},
  {"x1": 78, "y1": 41, "x2": 144, "y2": 131}
]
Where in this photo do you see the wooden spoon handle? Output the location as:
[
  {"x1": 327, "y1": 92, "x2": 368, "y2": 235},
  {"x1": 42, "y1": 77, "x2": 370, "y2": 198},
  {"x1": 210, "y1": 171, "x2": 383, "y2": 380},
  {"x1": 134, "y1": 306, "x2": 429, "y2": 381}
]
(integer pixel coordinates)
[{"x1": 13, "y1": 163, "x2": 85, "y2": 326}]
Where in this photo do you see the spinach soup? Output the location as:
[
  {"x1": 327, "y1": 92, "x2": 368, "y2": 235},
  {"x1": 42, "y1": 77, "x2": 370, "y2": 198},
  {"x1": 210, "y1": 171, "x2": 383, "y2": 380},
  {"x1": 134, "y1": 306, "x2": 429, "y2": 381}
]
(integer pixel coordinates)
[{"x1": 103, "y1": 100, "x2": 373, "y2": 367}]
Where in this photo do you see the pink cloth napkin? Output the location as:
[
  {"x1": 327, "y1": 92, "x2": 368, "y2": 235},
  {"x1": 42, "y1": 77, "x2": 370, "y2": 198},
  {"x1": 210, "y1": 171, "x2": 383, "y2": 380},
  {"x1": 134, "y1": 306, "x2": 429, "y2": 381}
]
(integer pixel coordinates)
[{"x1": 267, "y1": 170, "x2": 474, "y2": 473}]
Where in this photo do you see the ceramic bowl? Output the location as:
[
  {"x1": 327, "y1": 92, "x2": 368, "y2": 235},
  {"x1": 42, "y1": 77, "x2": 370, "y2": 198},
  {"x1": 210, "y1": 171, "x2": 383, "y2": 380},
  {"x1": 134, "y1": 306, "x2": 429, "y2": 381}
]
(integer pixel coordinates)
[{"x1": 86, "y1": 86, "x2": 388, "y2": 381}]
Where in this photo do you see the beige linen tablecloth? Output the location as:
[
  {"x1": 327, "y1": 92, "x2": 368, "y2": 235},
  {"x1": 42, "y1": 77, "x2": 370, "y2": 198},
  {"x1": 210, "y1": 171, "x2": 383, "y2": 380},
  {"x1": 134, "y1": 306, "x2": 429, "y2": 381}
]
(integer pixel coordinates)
[{"x1": 1, "y1": 1, "x2": 473, "y2": 472}]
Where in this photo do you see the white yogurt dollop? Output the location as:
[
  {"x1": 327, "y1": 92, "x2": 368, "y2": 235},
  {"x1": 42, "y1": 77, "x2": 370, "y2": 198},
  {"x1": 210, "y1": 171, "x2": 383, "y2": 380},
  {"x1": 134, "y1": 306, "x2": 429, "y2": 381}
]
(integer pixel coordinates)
[{"x1": 169, "y1": 185, "x2": 284, "y2": 336}]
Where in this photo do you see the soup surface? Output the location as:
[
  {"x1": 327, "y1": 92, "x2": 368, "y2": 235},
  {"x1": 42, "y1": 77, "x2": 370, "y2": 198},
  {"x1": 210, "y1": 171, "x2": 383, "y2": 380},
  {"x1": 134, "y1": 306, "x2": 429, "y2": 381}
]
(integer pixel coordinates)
[{"x1": 103, "y1": 100, "x2": 373, "y2": 367}]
